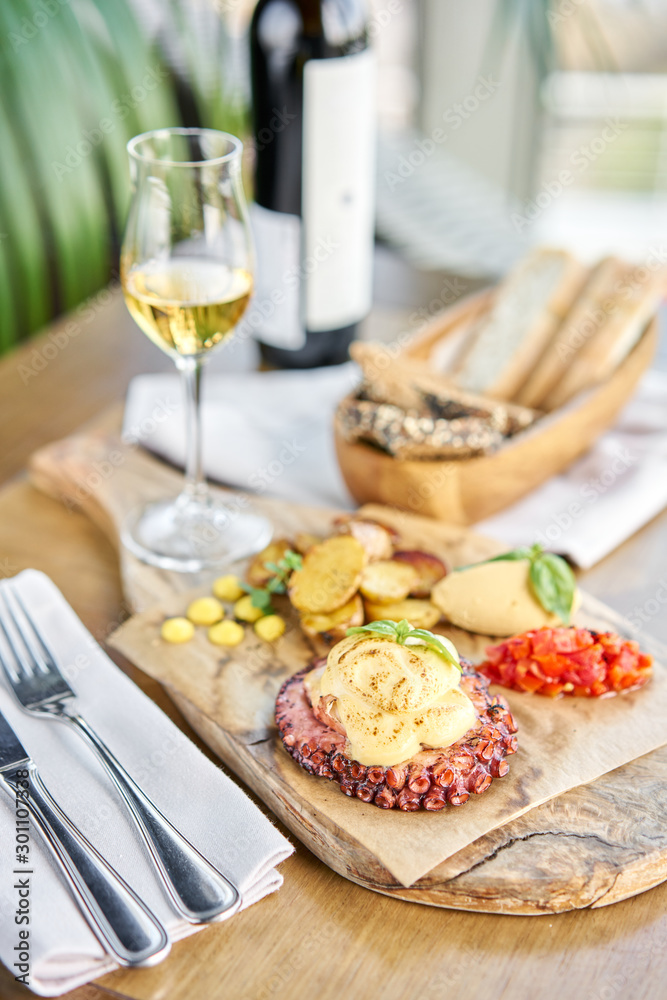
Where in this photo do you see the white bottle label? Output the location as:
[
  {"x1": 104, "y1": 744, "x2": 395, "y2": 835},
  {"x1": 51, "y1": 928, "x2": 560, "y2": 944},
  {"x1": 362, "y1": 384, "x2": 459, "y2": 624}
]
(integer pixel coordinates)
[
  {"x1": 302, "y1": 48, "x2": 376, "y2": 332},
  {"x1": 248, "y1": 203, "x2": 305, "y2": 349}
]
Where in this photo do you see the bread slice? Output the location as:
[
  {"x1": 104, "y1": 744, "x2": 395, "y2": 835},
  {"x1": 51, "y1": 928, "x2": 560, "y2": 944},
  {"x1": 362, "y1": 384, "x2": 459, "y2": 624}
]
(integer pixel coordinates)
[
  {"x1": 350, "y1": 342, "x2": 538, "y2": 434},
  {"x1": 516, "y1": 256, "x2": 627, "y2": 408},
  {"x1": 350, "y1": 341, "x2": 425, "y2": 412},
  {"x1": 450, "y1": 248, "x2": 587, "y2": 400},
  {"x1": 543, "y1": 262, "x2": 666, "y2": 410},
  {"x1": 336, "y1": 397, "x2": 506, "y2": 460}
]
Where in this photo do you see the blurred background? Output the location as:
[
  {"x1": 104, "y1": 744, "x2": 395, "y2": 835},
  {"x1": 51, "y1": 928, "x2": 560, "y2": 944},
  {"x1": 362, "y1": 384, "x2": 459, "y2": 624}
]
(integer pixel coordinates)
[{"x1": 2, "y1": 0, "x2": 667, "y2": 354}]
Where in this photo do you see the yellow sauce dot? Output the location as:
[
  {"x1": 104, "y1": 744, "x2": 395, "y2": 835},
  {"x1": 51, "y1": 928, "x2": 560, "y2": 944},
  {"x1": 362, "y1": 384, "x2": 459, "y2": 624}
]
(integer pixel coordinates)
[
  {"x1": 254, "y1": 615, "x2": 286, "y2": 642},
  {"x1": 161, "y1": 617, "x2": 195, "y2": 644},
  {"x1": 208, "y1": 620, "x2": 245, "y2": 647},
  {"x1": 212, "y1": 574, "x2": 245, "y2": 602},
  {"x1": 186, "y1": 597, "x2": 224, "y2": 626},
  {"x1": 234, "y1": 595, "x2": 265, "y2": 623}
]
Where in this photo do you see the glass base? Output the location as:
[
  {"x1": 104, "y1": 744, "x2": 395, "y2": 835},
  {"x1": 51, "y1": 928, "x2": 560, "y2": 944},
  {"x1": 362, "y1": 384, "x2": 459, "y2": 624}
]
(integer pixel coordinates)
[{"x1": 122, "y1": 493, "x2": 273, "y2": 573}]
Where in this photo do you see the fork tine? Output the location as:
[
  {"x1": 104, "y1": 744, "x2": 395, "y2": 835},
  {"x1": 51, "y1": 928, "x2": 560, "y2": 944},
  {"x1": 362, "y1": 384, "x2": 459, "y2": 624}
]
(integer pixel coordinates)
[
  {"x1": 0, "y1": 594, "x2": 23, "y2": 685},
  {"x1": 0, "y1": 586, "x2": 48, "y2": 680},
  {"x1": 6, "y1": 585, "x2": 57, "y2": 675}
]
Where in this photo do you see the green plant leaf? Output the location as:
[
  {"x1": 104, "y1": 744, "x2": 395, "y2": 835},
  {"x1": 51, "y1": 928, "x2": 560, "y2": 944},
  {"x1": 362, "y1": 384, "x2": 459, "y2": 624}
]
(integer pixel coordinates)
[
  {"x1": 241, "y1": 549, "x2": 302, "y2": 610},
  {"x1": 347, "y1": 621, "x2": 401, "y2": 639},
  {"x1": 240, "y1": 582, "x2": 272, "y2": 610},
  {"x1": 529, "y1": 553, "x2": 576, "y2": 625},
  {"x1": 283, "y1": 551, "x2": 303, "y2": 571},
  {"x1": 483, "y1": 546, "x2": 536, "y2": 563},
  {"x1": 249, "y1": 588, "x2": 274, "y2": 612},
  {"x1": 346, "y1": 621, "x2": 461, "y2": 671},
  {"x1": 394, "y1": 620, "x2": 412, "y2": 643},
  {"x1": 404, "y1": 630, "x2": 461, "y2": 670},
  {"x1": 455, "y1": 544, "x2": 540, "y2": 571}
]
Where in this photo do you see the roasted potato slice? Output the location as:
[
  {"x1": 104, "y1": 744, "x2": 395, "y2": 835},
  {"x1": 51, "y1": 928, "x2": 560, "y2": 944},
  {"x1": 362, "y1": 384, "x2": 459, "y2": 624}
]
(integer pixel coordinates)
[
  {"x1": 289, "y1": 536, "x2": 366, "y2": 614},
  {"x1": 363, "y1": 598, "x2": 442, "y2": 630},
  {"x1": 246, "y1": 539, "x2": 292, "y2": 587},
  {"x1": 300, "y1": 594, "x2": 364, "y2": 646},
  {"x1": 392, "y1": 550, "x2": 448, "y2": 598},
  {"x1": 333, "y1": 516, "x2": 396, "y2": 561},
  {"x1": 359, "y1": 560, "x2": 418, "y2": 604},
  {"x1": 293, "y1": 531, "x2": 323, "y2": 555}
]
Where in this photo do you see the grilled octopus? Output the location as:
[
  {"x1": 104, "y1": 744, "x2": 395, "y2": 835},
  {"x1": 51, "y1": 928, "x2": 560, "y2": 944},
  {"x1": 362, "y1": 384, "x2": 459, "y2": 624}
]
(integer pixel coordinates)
[{"x1": 276, "y1": 658, "x2": 518, "y2": 811}]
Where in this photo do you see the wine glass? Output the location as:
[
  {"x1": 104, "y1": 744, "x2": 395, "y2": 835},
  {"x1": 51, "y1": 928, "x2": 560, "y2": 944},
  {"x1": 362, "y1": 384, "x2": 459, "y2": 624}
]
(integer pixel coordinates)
[{"x1": 120, "y1": 127, "x2": 272, "y2": 572}]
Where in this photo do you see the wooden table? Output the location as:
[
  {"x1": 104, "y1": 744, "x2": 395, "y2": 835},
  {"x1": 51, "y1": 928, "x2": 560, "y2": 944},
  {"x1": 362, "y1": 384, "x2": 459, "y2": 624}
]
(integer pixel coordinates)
[{"x1": 2, "y1": 279, "x2": 667, "y2": 1000}]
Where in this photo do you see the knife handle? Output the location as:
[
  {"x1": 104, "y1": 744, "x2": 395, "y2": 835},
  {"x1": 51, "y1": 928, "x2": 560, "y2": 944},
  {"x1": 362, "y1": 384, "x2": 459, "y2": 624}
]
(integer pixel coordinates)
[
  {"x1": 2, "y1": 765, "x2": 170, "y2": 967},
  {"x1": 66, "y1": 712, "x2": 240, "y2": 923}
]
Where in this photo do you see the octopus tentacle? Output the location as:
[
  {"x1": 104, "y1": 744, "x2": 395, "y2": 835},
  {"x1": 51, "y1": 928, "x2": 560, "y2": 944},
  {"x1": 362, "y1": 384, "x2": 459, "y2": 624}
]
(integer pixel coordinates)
[{"x1": 275, "y1": 659, "x2": 518, "y2": 811}]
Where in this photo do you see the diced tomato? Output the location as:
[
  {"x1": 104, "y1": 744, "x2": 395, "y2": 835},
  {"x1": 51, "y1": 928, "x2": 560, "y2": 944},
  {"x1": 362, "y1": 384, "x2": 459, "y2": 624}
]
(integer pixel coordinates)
[
  {"x1": 518, "y1": 673, "x2": 544, "y2": 693},
  {"x1": 478, "y1": 627, "x2": 652, "y2": 699},
  {"x1": 607, "y1": 665, "x2": 624, "y2": 686},
  {"x1": 540, "y1": 682, "x2": 565, "y2": 698},
  {"x1": 535, "y1": 653, "x2": 566, "y2": 678}
]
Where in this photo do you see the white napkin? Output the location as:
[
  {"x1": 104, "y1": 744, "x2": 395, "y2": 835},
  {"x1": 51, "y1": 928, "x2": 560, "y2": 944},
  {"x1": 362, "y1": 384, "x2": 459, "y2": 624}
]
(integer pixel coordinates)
[
  {"x1": 0, "y1": 571, "x2": 293, "y2": 997},
  {"x1": 123, "y1": 364, "x2": 359, "y2": 509},
  {"x1": 478, "y1": 369, "x2": 667, "y2": 567},
  {"x1": 123, "y1": 366, "x2": 667, "y2": 569}
]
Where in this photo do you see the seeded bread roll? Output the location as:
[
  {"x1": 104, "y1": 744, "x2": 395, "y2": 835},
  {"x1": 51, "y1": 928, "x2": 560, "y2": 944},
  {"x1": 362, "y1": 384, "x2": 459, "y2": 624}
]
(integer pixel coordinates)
[
  {"x1": 516, "y1": 257, "x2": 628, "y2": 409},
  {"x1": 450, "y1": 248, "x2": 587, "y2": 400},
  {"x1": 336, "y1": 398, "x2": 505, "y2": 460},
  {"x1": 543, "y1": 262, "x2": 666, "y2": 410}
]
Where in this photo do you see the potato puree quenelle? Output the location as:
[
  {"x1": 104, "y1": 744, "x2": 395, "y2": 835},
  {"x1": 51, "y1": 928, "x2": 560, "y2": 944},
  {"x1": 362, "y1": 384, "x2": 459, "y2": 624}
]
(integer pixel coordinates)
[
  {"x1": 431, "y1": 559, "x2": 581, "y2": 637},
  {"x1": 305, "y1": 633, "x2": 476, "y2": 767}
]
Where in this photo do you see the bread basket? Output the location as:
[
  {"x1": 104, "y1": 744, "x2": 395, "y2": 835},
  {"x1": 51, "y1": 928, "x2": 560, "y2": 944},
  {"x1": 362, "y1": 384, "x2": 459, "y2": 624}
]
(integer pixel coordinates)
[{"x1": 334, "y1": 289, "x2": 658, "y2": 525}]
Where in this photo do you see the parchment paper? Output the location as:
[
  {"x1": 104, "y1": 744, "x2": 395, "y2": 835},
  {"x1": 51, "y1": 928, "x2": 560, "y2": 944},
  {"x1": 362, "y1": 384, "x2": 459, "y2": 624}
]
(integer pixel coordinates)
[{"x1": 110, "y1": 589, "x2": 667, "y2": 889}]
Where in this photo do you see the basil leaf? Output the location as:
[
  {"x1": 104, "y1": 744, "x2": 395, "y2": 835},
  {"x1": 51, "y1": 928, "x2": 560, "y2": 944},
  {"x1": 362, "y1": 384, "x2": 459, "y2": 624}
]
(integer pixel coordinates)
[
  {"x1": 394, "y1": 619, "x2": 412, "y2": 643},
  {"x1": 250, "y1": 588, "x2": 273, "y2": 612},
  {"x1": 283, "y1": 551, "x2": 303, "y2": 571},
  {"x1": 346, "y1": 621, "x2": 462, "y2": 671},
  {"x1": 455, "y1": 545, "x2": 538, "y2": 571},
  {"x1": 529, "y1": 553, "x2": 576, "y2": 624},
  {"x1": 485, "y1": 548, "x2": 533, "y2": 563},
  {"x1": 346, "y1": 620, "x2": 399, "y2": 639},
  {"x1": 405, "y1": 630, "x2": 461, "y2": 671}
]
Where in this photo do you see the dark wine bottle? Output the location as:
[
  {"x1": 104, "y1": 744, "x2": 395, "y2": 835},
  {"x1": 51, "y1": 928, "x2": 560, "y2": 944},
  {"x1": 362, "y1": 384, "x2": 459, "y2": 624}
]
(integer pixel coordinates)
[{"x1": 249, "y1": 0, "x2": 375, "y2": 368}]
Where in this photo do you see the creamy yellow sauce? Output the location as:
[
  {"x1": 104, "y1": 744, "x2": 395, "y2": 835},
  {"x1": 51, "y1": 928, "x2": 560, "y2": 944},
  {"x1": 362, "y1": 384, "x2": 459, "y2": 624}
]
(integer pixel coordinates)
[
  {"x1": 307, "y1": 633, "x2": 476, "y2": 767},
  {"x1": 431, "y1": 558, "x2": 581, "y2": 636}
]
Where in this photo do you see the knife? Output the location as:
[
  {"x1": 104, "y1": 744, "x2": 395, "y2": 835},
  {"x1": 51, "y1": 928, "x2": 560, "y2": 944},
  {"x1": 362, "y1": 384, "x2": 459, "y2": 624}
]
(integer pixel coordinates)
[{"x1": 0, "y1": 708, "x2": 170, "y2": 967}]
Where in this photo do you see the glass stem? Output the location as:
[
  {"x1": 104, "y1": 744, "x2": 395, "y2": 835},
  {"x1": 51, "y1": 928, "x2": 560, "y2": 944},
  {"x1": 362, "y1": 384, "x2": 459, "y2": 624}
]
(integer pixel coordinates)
[{"x1": 178, "y1": 356, "x2": 208, "y2": 501}]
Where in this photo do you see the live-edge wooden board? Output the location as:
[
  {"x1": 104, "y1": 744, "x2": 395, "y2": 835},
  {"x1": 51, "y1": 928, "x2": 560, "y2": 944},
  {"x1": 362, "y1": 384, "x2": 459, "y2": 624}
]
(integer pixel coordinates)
[{"x1": 28, "y1": 429, "x2": 667, "y2": 915}]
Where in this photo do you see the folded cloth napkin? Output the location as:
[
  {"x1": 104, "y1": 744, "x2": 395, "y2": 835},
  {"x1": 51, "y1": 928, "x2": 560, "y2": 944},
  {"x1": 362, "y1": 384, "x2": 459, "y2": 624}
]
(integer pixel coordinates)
[
  {"x1": 478, "y1": 368, "x2": 667, "y2": 567},
  {"x1": 123, "y1": 366, "x2": 667, "y2": 569},
  {"x1": 0, "y1": 571, "x2": 293, "y2": 997},
  {"x1": 124, "y1": 364, "x2": 358, "y2": 509}
]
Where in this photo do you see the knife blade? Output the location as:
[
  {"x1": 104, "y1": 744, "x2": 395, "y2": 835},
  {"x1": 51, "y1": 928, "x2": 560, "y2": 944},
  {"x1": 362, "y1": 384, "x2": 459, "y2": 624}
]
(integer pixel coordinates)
[
  {"x1": 0, "y1": 706, "x2": 170, "y2": 966},
  {"x1": 0, "y1": 708, "x2": 30, "y2": 773}
]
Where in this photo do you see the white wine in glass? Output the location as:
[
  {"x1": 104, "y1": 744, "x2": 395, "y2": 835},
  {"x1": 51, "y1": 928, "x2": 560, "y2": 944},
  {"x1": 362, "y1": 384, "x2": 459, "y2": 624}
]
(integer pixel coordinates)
[
  {"x1": 123, "y1": 259, "x2": 253, "y2": 356},
  {"x1": 120, "y1": 128, "x2": 272, "y2": 572}
]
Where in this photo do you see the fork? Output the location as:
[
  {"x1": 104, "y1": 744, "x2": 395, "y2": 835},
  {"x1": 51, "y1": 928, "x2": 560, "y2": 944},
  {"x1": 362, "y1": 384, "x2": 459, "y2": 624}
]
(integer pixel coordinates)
[
  {"x1": 0, "y1": 583, "x2": 240, "y2": 924},
  {"x1": 0, "y1": 706, "x2": 170, "y2": 967}
]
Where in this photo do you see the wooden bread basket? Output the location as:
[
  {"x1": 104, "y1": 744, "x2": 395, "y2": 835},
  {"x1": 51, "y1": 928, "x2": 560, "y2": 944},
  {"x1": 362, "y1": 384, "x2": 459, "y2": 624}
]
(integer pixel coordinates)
[{"x1": 334, "y1": 289, "x2": 658, "y2": 525}]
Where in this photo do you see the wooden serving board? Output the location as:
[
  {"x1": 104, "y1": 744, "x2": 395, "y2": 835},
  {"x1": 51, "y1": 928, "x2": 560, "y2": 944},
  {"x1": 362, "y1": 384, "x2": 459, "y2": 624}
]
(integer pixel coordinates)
[{"x1": 29, "y1": 430, "x2": 667, "y2": 915}]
